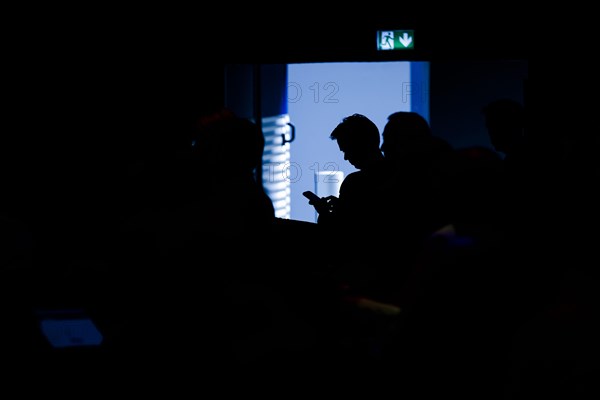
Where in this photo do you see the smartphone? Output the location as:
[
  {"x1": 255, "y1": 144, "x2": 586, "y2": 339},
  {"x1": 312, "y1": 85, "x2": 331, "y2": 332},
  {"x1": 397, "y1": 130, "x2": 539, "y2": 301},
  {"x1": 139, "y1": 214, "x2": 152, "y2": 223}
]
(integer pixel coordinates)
[{"x1": 302, "y1": 190, "x2": 321, "y2": 203}]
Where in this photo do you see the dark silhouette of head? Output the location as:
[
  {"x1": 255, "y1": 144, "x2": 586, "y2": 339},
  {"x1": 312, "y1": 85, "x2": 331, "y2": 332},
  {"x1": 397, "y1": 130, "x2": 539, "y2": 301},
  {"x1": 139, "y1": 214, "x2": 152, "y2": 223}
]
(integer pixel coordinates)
[
  {"x1": 330, "y1": 113, "x2": 382, "y2": 170},
  {"x1": 482, "y1": 99, "x2": 525, "y2": 156},
  {"x1": 380, "y1": 111, "x2": 433, "y2": 161},
  {"x1": 193, "y1": 109, "x2": 265, "y2": 178}
]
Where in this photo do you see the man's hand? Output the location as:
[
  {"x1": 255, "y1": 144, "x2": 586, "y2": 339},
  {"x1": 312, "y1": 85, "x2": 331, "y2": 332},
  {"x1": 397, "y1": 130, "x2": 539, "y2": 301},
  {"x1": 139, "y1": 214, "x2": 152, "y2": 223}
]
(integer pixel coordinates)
[{"x1": 310, "y1": 195, "x2": 338, "y2": 215}]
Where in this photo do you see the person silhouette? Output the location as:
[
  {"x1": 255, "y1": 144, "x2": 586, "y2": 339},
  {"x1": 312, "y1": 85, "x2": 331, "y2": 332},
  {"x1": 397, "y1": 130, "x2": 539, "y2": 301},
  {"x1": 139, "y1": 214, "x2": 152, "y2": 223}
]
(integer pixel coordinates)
[
  {"x1": 379, "y1": 111, "x2": 455, "y2": 258},
  {"x1": 121, "y1": 108, "x2": 275, "y2": 259},
  {"x1": 481, "y1": 98, "x2": 527, "y2": 174},
  {"x1": 114, "y1": 108, "x2": 297, "y2": 369},
  {"x1": 358, "y1": 111, "x2": 456, "y2": 306},
  {"x1": 189, "y1": 109, "x2": 276, "y2": 238},
  {"x1": 380, "y1": 31, "x2": 394, "y2": 50},
  {"x1": 381, "y1": 111, "x2": 453, "y2": 178},
  {"x1": 309, "y1": 114, "x2": 390, "y2": 232},
  {"x1": 309, "y1": 113, "x2": 393, "y2": 300},
  {"x1": 311, "y1": 114, "x2": 389, "y2": 227}
]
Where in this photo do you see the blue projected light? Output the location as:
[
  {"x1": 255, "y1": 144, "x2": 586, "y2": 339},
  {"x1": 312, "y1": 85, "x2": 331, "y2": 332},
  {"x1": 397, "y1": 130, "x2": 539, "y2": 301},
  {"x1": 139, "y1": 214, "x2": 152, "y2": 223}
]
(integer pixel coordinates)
[
  {"x1": 287, "y1": 61, "x2": 429, "y2": 223},
  {"x1": 38, "y1": 309, "x2": 103, "y2": 348}
]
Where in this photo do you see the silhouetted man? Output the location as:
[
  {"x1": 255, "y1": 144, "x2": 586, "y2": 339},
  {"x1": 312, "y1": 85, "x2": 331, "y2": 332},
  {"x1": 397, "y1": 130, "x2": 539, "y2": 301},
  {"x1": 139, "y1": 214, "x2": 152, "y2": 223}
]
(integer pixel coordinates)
[
  {"x1": 313, "y1": 114, "x2": 389, "y2": 230},
  {"x1": 310, "y1": 113, "x2": 392, "y2": 300}
]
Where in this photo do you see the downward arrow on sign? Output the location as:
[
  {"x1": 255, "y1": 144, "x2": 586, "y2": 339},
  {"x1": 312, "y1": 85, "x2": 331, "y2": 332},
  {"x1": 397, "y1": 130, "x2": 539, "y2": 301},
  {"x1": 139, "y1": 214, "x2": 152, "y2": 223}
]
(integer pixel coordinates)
[{"x1": 399, "y1": 32, "x2": 413, "y2": 47}]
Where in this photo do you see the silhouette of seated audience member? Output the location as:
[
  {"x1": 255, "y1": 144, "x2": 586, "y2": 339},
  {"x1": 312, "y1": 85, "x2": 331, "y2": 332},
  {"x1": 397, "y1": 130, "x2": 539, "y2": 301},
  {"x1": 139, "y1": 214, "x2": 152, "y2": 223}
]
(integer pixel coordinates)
[
  {"x1": 184, "y1": 111, "x2": 327, "y2": 368},
  {"x1": 116, "y1": 109, "x2": 324, "y2": 370},
  {"x1": 189, "y1": 109, "x2": 276, "y2": 239},
  {"x1": 120, "y1": 108, "x2": 275, "y2": 262}
]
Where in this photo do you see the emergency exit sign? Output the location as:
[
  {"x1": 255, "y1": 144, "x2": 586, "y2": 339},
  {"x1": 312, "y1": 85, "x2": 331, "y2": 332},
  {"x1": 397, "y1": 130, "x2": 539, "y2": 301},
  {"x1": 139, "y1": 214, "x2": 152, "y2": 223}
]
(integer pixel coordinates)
[{"x1": 377, "y1": 30, "x2": 415, "y2": 50}]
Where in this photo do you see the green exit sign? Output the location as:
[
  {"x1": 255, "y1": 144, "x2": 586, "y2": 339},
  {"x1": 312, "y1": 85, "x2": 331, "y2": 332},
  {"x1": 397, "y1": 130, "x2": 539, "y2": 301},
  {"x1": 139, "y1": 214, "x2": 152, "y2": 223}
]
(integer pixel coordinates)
[{"x1": 376, "y1": 30, "x2": 415, "y2": 50}]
